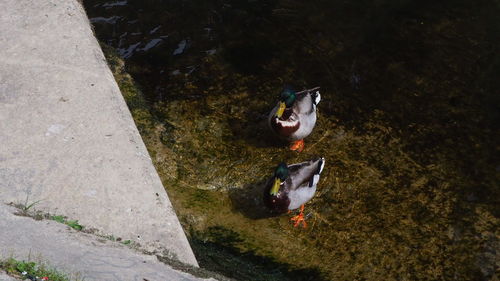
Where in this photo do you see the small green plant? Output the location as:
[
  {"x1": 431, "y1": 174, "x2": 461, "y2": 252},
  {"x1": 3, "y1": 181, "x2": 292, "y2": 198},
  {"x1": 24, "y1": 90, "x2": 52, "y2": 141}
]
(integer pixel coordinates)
[
  {"x1": 101, "y1": 234, "x2": 133, "y2": 246},
  {"x1": 65, "y1": 220, "x2": 83, "y2": 231},
  {"x1": 14, "y1": 260, "x2": 36, "y2": 274},
  {"x1": 0, "y1": 258, "x2": 71, "y2": 281},
  {"x1": 15, "y1": 195, "x2": 43, "y2": 215},
  {"x1": 22, "y1": 200, "x2": 41, "y2": 212},
  {"x1": 51, "y1": 215, "x2": 65, "y2": 224},
  {"x1": 50, "y1": 215, "x2": 84, "y2": 231}
]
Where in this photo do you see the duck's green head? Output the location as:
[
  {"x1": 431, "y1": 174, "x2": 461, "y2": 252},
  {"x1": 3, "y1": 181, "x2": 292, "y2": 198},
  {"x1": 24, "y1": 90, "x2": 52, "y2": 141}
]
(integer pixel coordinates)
[
  {"x1": 275, "y1": 89, "x2": 296, "y2": 118},
  {"x1": 270, "y1": 162, "x2": 289, "y2": 195}
]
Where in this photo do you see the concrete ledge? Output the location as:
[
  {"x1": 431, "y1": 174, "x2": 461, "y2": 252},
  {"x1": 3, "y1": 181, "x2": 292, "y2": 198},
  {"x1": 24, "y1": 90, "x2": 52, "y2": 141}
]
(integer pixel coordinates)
[
  {"x1": 0, "y1": 271, "x2": 16, "y2": 281},
  {"x1": 0, "y1": 204, "x2": 213, "y2": 281},
  {"x1": 0, "y1": 0, "x2": 197, "y2": 266}
]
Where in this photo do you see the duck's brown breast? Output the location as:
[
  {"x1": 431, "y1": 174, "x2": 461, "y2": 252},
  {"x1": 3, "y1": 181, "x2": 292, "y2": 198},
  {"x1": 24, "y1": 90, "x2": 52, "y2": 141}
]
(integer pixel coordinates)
[
  {"x1": 270, "y1": 118, "x2": 300, "y2": 137},
  {"x1": 263, "y1": 191, "x2": 290, "y2": 213}
]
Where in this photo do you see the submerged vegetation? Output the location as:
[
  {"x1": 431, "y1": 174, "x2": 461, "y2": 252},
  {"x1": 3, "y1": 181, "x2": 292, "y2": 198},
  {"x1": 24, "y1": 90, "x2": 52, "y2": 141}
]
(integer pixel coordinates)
[{"x1": 90, "y1": 0, "x2": 499, "y2": 280}]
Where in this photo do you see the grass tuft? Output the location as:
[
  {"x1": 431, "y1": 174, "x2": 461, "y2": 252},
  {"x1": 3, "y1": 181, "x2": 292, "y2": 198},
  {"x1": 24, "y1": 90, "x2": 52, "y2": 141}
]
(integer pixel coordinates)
[{"x1": 0, "y1": 258, "x2": 71, "y2": 281}]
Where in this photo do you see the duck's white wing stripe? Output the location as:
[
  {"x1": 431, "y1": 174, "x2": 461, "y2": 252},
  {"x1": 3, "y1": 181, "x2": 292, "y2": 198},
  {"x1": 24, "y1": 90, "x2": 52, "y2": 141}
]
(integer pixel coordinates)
[
  {"x1": 313, "y1": 91, "x2": 321, "y2": 105},
  {"x1": 309, "y1": 174, "x2": 320, "y2": 187},
  {"x1": 318, "y1": 158, "x2": 325, "y2": 174}
]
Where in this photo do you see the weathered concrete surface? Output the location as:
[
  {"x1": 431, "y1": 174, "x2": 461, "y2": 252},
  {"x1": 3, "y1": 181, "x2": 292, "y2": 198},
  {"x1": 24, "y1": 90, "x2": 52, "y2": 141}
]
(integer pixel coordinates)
[
  {"x1": 0, "y1": 271, "x2": 17, "y2": 281},
  {"x1": 0, "y1": 0, "x2": 198, "y2": 266},
  {"x1": 0, "y1": 204, "x2": 215, "y2": 281}
]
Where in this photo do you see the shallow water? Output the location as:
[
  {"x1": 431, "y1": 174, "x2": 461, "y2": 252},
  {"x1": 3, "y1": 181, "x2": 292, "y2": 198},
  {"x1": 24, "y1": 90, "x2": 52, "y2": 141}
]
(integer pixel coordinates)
[{"x1": 84, "y1": 1, "x2": 499, "y2": 280}]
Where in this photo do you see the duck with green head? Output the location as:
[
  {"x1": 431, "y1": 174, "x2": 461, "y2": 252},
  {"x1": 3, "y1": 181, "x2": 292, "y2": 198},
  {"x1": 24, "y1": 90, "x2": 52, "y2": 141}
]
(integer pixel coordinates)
[
  {"x1": 268, "y1": 87, "x2": 321, "y2": 152},
  {"x1": 263, "y1": 158, "x2": 325, "y2": 227}
]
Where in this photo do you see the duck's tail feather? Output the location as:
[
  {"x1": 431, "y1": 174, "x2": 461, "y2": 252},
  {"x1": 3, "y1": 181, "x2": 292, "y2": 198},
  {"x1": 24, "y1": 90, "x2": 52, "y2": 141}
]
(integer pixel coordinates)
[
  {"x1": 309, "y1": 157, "x2": 325, "y2": 187},
  {"x1": 311, "y1": 89, "x2": 321, "y2": 105},
  {"x1": 317, "y1": 157, "x2": 325, "y2": 174}
]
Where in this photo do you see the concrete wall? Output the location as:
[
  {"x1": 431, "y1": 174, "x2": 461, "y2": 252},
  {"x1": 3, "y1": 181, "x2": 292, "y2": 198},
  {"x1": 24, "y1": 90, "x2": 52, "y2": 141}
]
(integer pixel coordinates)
[{"x1": 0, "y1": 0, "x2": 198, "y2": 266}]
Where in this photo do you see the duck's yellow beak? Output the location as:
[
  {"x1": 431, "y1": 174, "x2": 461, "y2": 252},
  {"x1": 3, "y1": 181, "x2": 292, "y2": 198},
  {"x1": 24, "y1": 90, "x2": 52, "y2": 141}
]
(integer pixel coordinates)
[
  {"x1": 275, "y1": 102, "x2": 286, "y2": 118},
  {"x1": 270, "y1": 178, "x2": 281, "y2": 195}
]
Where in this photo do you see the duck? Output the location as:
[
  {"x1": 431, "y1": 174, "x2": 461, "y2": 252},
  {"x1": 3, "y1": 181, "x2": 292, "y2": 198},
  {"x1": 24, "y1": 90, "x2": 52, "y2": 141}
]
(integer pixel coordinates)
[
  {"x1": 268, "y1": 87, "x2": 321, "y2": 152},
  {"x1": 263, "y1": 157, "x2": 325, "y2": 228}
]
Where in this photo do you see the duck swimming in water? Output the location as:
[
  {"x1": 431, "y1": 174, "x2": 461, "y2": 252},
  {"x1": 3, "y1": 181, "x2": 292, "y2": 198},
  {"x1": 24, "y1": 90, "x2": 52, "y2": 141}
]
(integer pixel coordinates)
[
  {"x1": 268, "y1": 87, "x2": 321, "y2": 152},
  {"x1": 263, "y1": 158, "x2": 325, "y2": 228}
]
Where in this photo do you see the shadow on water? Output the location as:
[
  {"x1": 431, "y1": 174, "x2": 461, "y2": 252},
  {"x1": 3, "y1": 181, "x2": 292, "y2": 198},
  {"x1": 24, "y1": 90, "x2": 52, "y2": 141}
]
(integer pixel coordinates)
[
  {"x1": 190, "y1": 226, "x2": 326, "y2": 281},
  {"x1": 228, "y1": 178, "x2": 279, "y2": 220},
  {"x1": 228, "y1": 115, "x2": 286, "y2": 149},
  {"x1": 224, "y1": 40, "x2": 277, "y2": 75}
]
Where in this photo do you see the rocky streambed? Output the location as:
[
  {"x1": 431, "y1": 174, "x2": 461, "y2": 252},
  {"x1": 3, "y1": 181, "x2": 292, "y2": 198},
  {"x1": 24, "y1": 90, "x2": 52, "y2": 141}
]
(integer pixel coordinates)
[{"x1": 86, "y1": 1, "x2": 499, "y2": 280}]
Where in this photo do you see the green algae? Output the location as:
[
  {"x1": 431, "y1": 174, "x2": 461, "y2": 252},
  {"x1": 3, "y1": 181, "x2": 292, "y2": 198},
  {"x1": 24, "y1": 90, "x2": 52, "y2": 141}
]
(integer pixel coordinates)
[{"x1": 94, "y1": 1, "x2": 500, "y2": 280}]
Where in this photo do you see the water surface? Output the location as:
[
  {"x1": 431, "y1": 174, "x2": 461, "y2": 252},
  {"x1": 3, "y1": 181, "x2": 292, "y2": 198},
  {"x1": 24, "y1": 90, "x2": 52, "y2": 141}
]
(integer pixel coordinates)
[{"x1": 84, "y1": 1, "x2": 500, "y2": 280}]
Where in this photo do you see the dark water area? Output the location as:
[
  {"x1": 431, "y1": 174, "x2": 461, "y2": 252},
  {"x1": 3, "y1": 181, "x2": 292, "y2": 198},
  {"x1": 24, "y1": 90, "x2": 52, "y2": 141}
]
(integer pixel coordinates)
[{"x1": 84, "y1": 0, "x2": 499, "y2": 280}]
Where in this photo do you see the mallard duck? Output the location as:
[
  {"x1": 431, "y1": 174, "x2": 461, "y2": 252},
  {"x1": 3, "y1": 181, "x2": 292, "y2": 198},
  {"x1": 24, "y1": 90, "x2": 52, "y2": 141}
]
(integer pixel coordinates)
[
  {"x1": 268, "y1": 87, "x2": 321, "y2": 152},
  {"x1": 263, "y1": 157, "x2": 325, "y2": 227}
]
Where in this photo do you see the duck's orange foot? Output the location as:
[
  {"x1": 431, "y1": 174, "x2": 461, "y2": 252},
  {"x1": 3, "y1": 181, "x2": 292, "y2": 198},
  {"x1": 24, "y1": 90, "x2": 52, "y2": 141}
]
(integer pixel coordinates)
[
  {"x1": 290, "y1": 139, "x2": 305, "y2": 152},
  {"x1": 290, "y1": 212, "x2": 307, "y2": 228}
]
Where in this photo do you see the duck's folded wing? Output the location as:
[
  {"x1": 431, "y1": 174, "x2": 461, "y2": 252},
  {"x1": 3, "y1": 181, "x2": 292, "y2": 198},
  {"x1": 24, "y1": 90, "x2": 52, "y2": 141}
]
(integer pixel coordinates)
[
  {"x1": 293, "y1": 92, "x2": 314, "y2": 114},
  {"x1": 288, "y1": 158, "x2": 325, "y2": 190},
  {"x1": 295, "y1": 87, "x2": 321, "y2": 111}
]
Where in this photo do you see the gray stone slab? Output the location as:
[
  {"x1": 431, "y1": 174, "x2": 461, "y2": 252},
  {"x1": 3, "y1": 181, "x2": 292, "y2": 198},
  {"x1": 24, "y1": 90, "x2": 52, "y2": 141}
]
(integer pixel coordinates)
[
  {"x1": 0, "y1": 204, "x2": 214, "y2": 281},
  {"x1": 0, "y1": 271, "x2": 17, "y2": 281},
  {"x1": 0, "y1": 0, "x2": 197, "y2": 266}
]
